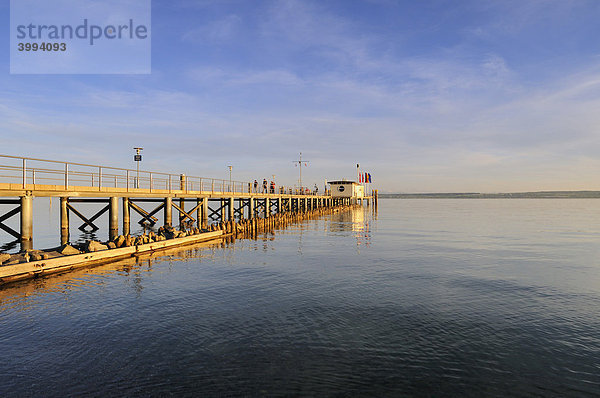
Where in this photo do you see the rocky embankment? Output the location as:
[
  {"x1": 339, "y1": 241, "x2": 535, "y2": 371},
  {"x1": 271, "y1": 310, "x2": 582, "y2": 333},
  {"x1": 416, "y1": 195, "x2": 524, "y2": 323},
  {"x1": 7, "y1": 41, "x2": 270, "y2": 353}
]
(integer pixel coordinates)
[
  {"x1": 0, "y1": 204, "x2": 357, "y2": 267},
  {"x1": 0, "y1": 225, "x2": 205, "y2": 266}
]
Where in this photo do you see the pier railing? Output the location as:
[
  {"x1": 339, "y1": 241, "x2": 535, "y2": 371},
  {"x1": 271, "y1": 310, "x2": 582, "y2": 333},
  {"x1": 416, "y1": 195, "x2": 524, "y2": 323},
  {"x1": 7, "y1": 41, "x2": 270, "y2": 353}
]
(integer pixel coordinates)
[
  {"x1": 0, "y1": 154, "x2": 257, "y2": 194},
  {"x1": 0, "y1": 154, "x2": 319, "y2": 195}
]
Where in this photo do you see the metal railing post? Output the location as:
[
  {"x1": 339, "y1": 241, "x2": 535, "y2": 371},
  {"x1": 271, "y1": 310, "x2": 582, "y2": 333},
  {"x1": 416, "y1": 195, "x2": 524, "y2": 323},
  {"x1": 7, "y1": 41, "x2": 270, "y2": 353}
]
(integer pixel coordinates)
[
  {"x1": 98, "y1": 166, "x2": 102, "y2": 190},
  {"x1": 126, "y1": 170, "x2": 129, "y2": 192},
  {"x1": 22, "y1": 158, "x2": 26, "y2": 188},
  {"x1": 150, "y1": 172, "x2": 153, "y2": 192},
  {"x1": 64, "y1": 163, "x2": 69, "y2": 189},
  {"x1": 169, "y1": 174, "x2": 172, "y2": 193}
]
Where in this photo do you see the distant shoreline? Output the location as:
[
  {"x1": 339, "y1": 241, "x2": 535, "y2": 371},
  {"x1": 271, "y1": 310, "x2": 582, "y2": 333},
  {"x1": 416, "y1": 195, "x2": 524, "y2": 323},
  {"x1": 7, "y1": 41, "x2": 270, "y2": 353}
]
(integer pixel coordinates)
[{"x1": 380, "y1": 191, "x2": 600, "y2": 199}]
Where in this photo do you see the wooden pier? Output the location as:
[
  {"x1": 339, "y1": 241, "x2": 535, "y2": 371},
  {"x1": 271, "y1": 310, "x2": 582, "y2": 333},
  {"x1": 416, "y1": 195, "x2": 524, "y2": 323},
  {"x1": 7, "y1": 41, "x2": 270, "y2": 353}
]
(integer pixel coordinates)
[{"x1": 0, "y1": 154, "x2": 375, "y2": 251}]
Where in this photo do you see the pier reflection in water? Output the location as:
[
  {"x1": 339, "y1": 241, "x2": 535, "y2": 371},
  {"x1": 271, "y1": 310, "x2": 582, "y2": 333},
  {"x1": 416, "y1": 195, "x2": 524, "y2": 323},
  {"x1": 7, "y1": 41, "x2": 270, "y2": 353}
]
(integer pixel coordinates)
[{"x1": 2, "y1": 200, "x2": 600, "y2": 397}]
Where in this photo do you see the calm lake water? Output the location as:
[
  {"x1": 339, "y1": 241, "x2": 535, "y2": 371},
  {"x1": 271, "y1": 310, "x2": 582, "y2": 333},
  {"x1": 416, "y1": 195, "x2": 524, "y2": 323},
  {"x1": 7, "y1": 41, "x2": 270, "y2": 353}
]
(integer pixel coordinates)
[{"x1": 1, "y1": 199, "x2": 600, "y2": 397}]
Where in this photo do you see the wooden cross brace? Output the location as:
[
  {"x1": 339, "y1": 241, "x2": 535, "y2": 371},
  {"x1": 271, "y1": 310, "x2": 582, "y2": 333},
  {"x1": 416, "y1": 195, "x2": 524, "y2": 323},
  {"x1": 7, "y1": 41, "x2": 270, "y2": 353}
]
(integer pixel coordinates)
[
  {"x1": 0, "y1": 205, "x2": 21, "y2": 239},
  {"x1": 207, "y1": 201, "x2": 227, "y2": 221},
  {"x1": 171, "y1": 202, "x2": 199, "y2": 224},
  {"x1": 129, "y1": 201, "x2": 162, "y2": 226},
  {"x1": 254, "y1": 199, "x2": 266, "y2": 216},
  {"x1": 270, "y1": 198, "x2": 279, "y2": 213},
  {"x1": 234, "y1": 199, "x2": 249, "y2": 217},
  {"x1": 66, "y1": 202, "x2": 110, "y2": 232}
]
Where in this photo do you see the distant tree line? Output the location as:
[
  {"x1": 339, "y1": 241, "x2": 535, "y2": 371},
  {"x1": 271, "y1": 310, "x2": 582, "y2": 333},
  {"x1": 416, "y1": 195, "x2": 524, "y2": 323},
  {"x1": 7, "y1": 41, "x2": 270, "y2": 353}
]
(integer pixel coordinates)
[{"x1": 380, "y1": 191, "x2": 600, "y2": 199}]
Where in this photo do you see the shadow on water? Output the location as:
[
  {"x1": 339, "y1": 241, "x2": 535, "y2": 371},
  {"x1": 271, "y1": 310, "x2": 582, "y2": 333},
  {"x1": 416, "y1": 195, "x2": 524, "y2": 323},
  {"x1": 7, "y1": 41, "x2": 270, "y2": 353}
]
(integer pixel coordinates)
[
  {"x1": 0, "y1": 239, "x2": 19, "y2": 253},
  {"x1": 0, "y1": 238, "x2": 228, "y2": 301},
  {"x1": 72, "y1": 225, "x2": 159, "y2": 247},
  {"x1": 74, "y1": 231, "x2": 99, "y2": 247}
]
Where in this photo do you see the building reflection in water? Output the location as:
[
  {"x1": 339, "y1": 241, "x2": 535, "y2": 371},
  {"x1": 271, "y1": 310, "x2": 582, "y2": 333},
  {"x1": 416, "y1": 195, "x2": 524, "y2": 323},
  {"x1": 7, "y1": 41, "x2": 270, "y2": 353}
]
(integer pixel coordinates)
[{"x1": 328, "y1": 206, "x2": 375, "y2": 248}]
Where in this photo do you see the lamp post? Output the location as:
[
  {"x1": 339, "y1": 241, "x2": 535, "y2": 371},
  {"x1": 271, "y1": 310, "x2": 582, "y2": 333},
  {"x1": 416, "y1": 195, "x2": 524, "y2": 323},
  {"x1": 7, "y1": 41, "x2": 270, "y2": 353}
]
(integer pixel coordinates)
[
  {"x1": 133, "y1": 147, "x2": 143, "y2": 188},
  {"x1": 228, "y1": 165, "x2": 233, "y2": 192}
]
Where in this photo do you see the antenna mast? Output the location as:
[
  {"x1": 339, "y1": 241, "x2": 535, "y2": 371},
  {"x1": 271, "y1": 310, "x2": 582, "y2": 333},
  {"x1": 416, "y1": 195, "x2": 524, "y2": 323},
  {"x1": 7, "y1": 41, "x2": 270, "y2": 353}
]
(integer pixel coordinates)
[{"x1": 292, "y1": 152, "x2": 310, "y2": 189}]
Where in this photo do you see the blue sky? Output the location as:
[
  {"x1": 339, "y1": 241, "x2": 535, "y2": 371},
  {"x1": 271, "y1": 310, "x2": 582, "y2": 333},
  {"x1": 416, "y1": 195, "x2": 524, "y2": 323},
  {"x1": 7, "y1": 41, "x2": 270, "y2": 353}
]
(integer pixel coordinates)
[{"x1": 2, "y1": 0, "x2": 600, "y2": 192}]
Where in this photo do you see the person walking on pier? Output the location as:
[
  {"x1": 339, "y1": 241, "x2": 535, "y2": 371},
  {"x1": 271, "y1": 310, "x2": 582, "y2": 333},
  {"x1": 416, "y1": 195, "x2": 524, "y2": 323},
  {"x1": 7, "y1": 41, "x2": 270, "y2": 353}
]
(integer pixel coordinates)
[
  {"x1": 262, "y1": 179, "x2": 267, "y2": 193},
  {"x1": 253, "y1": 180, "x2": 258, "y2": 193}
]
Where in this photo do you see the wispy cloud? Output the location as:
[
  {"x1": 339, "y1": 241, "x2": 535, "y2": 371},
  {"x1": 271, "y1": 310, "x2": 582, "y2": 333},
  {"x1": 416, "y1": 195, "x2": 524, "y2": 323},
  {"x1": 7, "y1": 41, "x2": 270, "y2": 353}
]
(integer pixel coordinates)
[
  {"x1": 187, "y1": 67, "x2": 302, "y2": 86},
  {"x1": 182, "y1": 14, "x2": 242, "y2": 43}
]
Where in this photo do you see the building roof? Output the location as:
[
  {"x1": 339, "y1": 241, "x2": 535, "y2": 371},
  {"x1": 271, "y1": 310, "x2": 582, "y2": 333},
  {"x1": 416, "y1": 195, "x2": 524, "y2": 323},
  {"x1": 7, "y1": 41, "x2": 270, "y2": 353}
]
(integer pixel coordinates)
[{"x1": 328, "y1": 180, "x2": 359, "y2": 185}]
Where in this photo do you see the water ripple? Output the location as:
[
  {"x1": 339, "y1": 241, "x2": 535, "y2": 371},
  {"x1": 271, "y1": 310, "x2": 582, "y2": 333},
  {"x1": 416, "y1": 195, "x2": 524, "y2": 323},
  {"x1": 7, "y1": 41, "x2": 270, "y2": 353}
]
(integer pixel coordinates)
[{"x1": 2, "y1": 200, "x2": 600, "y2": 396}]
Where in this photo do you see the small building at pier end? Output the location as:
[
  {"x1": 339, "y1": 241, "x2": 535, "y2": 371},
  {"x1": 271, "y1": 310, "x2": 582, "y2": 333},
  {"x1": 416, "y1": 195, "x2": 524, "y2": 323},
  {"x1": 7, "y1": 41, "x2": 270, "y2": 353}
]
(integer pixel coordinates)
[{"x1": 328, "y1": 180, "x2": 364, "y2": 198}]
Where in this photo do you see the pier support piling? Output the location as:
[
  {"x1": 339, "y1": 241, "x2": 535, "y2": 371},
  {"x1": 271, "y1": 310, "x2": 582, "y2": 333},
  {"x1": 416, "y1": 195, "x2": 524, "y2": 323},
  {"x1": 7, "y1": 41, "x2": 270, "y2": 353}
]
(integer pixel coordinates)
[
  {"x1": 201, "y1": 198, "x2": 208, "y2": 229},
  {"x1": 20, "y1": 195, "x2": 33, "y2": 251},
  {"x1": 123, "y1": 197, "x2": 130, "y2": 235},
  {"x1": 164, "y1": 197, "x2": 172, "y2": 226},
  {"x1": 196, "y1": 198, "x2": 202, "y2": 227},
  {"x1": 179, "y1": 198, "x2": 185, "y2": 227},
  {"x1": 109, "y1": 197, "x2": 118, "y2": 241},
  {"x1": 220, "y1": 199, "x2": 226, "y2": 222},
  {"x1": 60, "y1": 197, "x2": 69, "y2": 245}
]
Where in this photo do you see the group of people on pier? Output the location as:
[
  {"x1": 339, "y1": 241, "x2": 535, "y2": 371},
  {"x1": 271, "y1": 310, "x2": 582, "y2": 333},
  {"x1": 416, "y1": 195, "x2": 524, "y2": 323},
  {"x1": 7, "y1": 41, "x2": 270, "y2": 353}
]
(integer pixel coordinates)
[
  {"x1": 251, "y1": 179, "x2": 322, "y2": 195},
  {"x1": 252, "y1": 179, "x2": 278, "y2": 194},
  {"x1": 253, "y1": 179, "x2": 276, "y2": 194}
]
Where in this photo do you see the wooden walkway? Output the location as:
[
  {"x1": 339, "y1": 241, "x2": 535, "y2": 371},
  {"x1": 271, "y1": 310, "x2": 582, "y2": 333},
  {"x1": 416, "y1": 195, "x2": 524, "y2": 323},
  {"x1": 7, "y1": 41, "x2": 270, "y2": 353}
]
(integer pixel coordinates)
[{"x1": 0, "y1": 154, "x2": 373, "y2": 251}]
